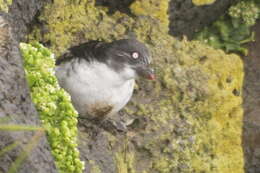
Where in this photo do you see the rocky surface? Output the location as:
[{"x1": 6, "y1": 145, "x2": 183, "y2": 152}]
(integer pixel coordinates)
[
  {"x1": 0, "y1": 14, "x2": 56, "y2": 173},
  {"x1": 243, "y1": 20, "x2": 260, "y2": 173},
  {"x1": 0, "y1": 1, "x2": 56, "y2": 172},
  {"x1": 8, "y1": 0, "x2": 45, "y2": 41}
]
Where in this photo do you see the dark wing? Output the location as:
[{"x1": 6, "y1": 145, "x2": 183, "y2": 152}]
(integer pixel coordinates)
[{"x1": 56, "y1": 40, "x2": 105, "y2": 65}]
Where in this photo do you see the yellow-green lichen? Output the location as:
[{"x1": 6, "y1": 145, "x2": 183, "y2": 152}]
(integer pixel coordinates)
[
  {"x1": 0, "y1": 0, "x2": 12, "y2": 12},
  {"x1": 130, "y1": 0, "x2": 169, "y2": 28},
  {"x1": 192, "y1": 0, "x2": 216, "y2": 6},
  {"x1": 126, "y1": 37, "x2": 244, "y2": 173},
  {"x1": 30, "y1": 0, "x2": 134, "y2": 56}
]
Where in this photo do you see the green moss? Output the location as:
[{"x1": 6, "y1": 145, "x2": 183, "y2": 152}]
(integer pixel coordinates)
[
  {"x1": 192, "y1": 0, "x2": 216, "y2": 6},
  {"x1": 30, "y1": 0, "x2": 244, "y2": 172},
  {"x1": 20, "y1": 43, "x2": 84, "y2": 173},
  {"x1": 194, "y1": 0, "x2": 260, "y2": 55},
  {"x1": 0, "y1": 0, "x2": 12, "y2": 12}
]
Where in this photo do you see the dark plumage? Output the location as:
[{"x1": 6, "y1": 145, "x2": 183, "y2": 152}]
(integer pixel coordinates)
[{"x1": 56, "y1": 40, "x2": 107, "y2": 65}]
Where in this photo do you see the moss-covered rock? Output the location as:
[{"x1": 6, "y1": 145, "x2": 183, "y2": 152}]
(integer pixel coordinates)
[
  {"x1": 30, "y1": 0, "x2": 244, "y2": 172},
  {"x1": 130, "y1": 0, "x2": 169, "y2": 28}
]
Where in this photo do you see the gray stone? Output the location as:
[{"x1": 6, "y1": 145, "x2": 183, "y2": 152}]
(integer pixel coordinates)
[{"x1": 0, "y1": 4, "x2": 56, "y2": 173}]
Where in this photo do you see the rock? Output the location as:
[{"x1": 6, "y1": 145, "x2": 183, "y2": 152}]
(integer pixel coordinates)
[
  {"x1": 8, "y1": 0, "x2": 51, "y2": 42},
  {"x1": 0, "y1": 14, "x2": 56, "y2": 173},
  {"x1": 243, "y1": 20, "x2": 260, "y2": 173}
]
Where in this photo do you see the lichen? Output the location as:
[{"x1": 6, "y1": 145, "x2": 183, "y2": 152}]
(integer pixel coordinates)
[
  {"x1": 20, "y1": 43, "x2": 84, "y2": 173},
  {"x1": 30, "y1": 0, "x2": 245, "y2": 172},
  {"x1": 29, "y1": 0, "x2": 168, "y2": 55},
  {"x1": 192, "y1": 0, "x2": 216, "y2": 6},
  {"x1": 29, "y1": 0, "x2": 133, "y2": 56},
  {"x1": 0, "y1": 0, "x2": 12, "y2": 12},
  {"x1": 130, "y1": 0, "x2": 169, "y2": 28},
  {"x1": 127, "y1": 39, "x2": 244, "y2": 173}
]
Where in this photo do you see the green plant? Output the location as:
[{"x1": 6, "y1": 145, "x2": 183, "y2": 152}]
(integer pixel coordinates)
[
  {"x1": 194, "y1": 0, "x2": 260, "y2": 55},
  {"x1": 20, "y1": 42, "x2": 84, "y2": 173}
]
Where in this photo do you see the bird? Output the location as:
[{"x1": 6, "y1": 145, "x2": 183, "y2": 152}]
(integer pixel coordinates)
[{"x1": 55, "y1": 39, "x2": 155, "y2": 124}]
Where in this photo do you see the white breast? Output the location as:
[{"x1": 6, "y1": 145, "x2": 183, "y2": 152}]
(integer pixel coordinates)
[{"x1": 55, "y1": 59, "x2": 135, "y2": 118}]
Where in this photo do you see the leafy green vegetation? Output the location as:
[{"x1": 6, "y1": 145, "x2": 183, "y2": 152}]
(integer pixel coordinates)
[
  {"x1": 20, "y1": 42, "x2": 84, "y2": 173},
  {"x1": 194, "y1": 0, "x2": 260, "y2": 55}
]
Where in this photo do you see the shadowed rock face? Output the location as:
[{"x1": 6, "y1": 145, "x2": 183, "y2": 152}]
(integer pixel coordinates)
[
  {"x1": 243, "y1": 21, "x2": 260, "y2": 173},
  {"x1": 95, "y1": 0, "x2": 134, "y2": 14},
  {"x1": 0, "y1": 1, "x2": 56, "y2": 172},
  {"x1": 8, "y1": 0, "x2": 51, "y2": 41},
  {"x1": 168, "y1": 0, "x2": 238, "y2": 38}
]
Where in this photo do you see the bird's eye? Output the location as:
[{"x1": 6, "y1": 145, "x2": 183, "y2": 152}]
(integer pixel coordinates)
[{"x1": 132, "y1": 52, "x2": 139, "y2": 59}]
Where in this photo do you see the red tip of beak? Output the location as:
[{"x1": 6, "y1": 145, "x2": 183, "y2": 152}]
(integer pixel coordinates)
[{"x1": 148, "y1": 74, "x2": 155, "y2": 80}]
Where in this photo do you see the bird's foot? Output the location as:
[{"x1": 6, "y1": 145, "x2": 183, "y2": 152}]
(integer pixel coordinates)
[{"x1": 101, "y1": 119, "x2": 128, "y2": 133}]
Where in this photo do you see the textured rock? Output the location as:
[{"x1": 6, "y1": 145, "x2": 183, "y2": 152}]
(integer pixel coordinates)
[
  {"x1": 31, "y1": 0, "x2": 245, "y2": 172},
  {"x1": 168, "y1": 0, "x2": 238, "y2": 38},
  {"x1": 0, "y1": 14, "x2": 56, "y2": 173},
  {"x1": 7, "y1": 0, "x2": 51, "y2": 41},
  {"x1": 243, "y1": 21, "x2": 260, "y2": 173}
]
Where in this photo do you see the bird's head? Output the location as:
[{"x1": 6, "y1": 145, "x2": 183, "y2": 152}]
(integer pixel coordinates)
[{"x1": 103, "y1": 39, "x2": 155, "y2": 80}]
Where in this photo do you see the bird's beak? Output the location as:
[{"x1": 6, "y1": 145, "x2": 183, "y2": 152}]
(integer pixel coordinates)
[{"x1": 136, "y1": 66, "x2": 155, "y2": 80}]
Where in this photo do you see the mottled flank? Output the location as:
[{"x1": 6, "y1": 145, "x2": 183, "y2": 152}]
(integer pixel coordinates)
[
  {"x1": 30, "y1": 0, "x2": 245, "y2": 173},
  {"x1": 89, "y1": 103, "x2": 113, "y2": 118}
]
